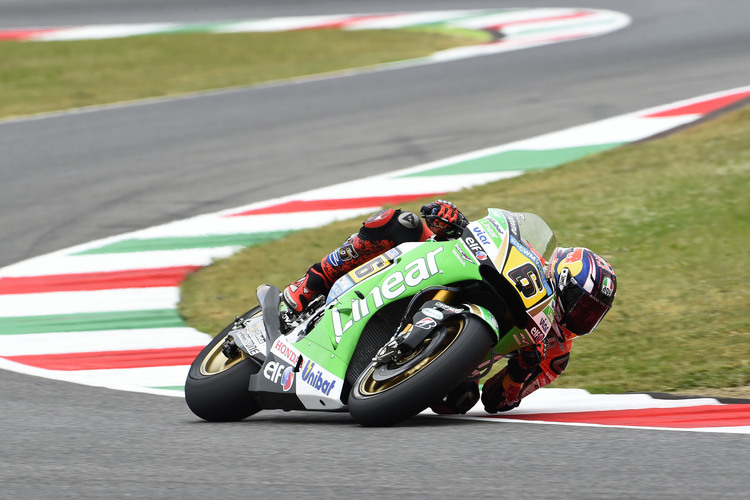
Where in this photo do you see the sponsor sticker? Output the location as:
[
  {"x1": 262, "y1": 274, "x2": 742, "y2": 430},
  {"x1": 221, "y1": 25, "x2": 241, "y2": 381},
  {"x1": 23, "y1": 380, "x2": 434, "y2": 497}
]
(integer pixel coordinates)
[
  {"x1": 433, "y1": 302, "x2": 464, "y2": 314},
  {"x1": 486, "y1": 215, "x2": 507, "y2": 236},
  {"x1": 506, "y1": 213, "x2": 519, "y2": 237},
  {"x1": 232, "y1": 319, "x2": 267, "y2": 357},
  {"x1": 463, "y1": 236, "x2": 484, "y2": 258},
  {"x1": 300, "y1": 360, "x2": 337, "y2": 396},
  {"x1": 281, "y1": 366, "x2": 294, "y2": 391},
  {"x1": 271, "y1": 338, "x2": 300, "y2": 366},
  {"x1": 471, "y1": 225, "x2": 492, "y2": 246},
  {"x1": 479, "y1": 219, "x2": 500, "y2": 241},
  {"x1": 452, "y1": 243, "x2": 474, "y2": 266},
  {"x1": 264, "y1": 361, "x2": 294, "y2": 391},
  {"x1": 529, "y1": 326, "x2": 545, "y2": 342},
  {"x1": 421, "y1": 308, "x2": 444, "y2": 321},
  {"x1": 384, "y1": 247, "x2": 403, "y2": 260},
  {"x1": 463, "y1": 222, "x2": 500, "y2": 262},
  {"x1": 415, "y1": 317, "x2": 438, "y2": 330},
  {"x1": 452, "y1": 247, "x2": 466, "y2": 266},
  {"x1": 326, "y1": 275, "x2": 355, "y2": 304}
]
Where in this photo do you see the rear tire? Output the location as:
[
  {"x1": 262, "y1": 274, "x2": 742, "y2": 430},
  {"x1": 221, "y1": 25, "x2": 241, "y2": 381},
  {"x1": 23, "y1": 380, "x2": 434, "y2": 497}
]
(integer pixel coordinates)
[
  {"x1": 348, "y1": 315, "x2": 493, "y2": 427},
  {"x1": 184, "y1": 308, "x2": 262, "y2": 422}
]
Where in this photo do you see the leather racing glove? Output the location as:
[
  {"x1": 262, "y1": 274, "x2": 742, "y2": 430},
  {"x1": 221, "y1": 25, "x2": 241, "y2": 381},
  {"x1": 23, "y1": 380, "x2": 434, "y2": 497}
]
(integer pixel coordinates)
[{"x1": 420, "y1": 200, "x2": 469, "y2": 239}]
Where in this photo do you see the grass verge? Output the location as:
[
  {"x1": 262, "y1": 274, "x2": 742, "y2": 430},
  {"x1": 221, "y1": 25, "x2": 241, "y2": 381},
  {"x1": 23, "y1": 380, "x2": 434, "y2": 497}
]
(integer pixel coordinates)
[
  {"x1": 0, "y1": 28, "x2": 486, "y2": 119},
  {"x1": 180, "y1": 104, "x2": 750, "y2": 395}
]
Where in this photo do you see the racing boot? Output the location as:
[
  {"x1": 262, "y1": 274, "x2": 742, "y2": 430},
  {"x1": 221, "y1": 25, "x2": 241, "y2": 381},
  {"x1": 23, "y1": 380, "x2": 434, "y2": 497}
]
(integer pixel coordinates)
[
  {"x1": 482, "y1": 342, "x2": 546, "y2": 412},
  {"x1": 282, "y1": 263, "x2": 331, "y2": 314},
  {"x1": 481, "y1": 365, "x2": 527, "y2": 413}
]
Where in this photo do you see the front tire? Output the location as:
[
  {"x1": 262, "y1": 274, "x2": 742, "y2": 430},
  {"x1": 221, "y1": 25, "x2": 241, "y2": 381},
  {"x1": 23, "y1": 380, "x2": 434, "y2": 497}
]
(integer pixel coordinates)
[
  {"x1": 184, "y1": 307, "x2": 262, "y2": 422},
  {"x1": 348, "y1": 315, "x2": 493, "y2": 427}
]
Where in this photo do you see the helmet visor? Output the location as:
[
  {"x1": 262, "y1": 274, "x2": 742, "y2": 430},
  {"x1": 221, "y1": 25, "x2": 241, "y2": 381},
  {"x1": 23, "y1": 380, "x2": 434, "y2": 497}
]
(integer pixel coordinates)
[{"x1": 558, "y1": 284, "x2": 611, "y2": 335}]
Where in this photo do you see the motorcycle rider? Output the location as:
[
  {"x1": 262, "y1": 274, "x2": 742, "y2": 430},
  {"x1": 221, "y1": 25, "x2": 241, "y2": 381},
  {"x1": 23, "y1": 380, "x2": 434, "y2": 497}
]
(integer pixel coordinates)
[{"x1": 282, "y1": 200, "x2": 617, "y2": 414}]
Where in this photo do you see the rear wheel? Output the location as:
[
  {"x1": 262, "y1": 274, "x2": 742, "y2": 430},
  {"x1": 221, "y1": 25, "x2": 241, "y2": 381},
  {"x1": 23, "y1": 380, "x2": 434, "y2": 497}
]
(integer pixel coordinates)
[
  {"x1": 184, "y1": 307, "x2": 262, "y2": 422},
  {"x1": 348, "y1": 315, "x2": 493, "y2": 427}
]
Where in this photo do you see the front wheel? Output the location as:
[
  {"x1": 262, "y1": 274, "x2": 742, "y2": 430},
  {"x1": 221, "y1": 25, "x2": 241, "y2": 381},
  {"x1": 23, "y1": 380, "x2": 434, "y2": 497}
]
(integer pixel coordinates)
[
  {"x1": 348, "y1": 315, "x2": 493, "y2": 427},
  {"x1": 184, "y1": 307, "x2": 263, "y2": 422}
]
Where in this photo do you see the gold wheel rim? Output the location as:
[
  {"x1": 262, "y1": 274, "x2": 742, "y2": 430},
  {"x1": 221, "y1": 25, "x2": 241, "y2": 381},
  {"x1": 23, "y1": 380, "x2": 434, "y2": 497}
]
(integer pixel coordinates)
[
  {"x1": 199, "y1": 341, "x2": 248, "y2": 376},
  {"x1": 358, "y1": 318, "x2": 464, "y2": 396},
  {"x1": 199, "y1": 311, "x2": 261, "y2": 376}
]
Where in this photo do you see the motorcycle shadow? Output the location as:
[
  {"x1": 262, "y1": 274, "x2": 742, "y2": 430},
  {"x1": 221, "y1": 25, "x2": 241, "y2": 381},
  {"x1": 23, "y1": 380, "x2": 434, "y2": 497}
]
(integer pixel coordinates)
[{"x1": 187, "y1": 410, "x2": 481, "y2": 427}]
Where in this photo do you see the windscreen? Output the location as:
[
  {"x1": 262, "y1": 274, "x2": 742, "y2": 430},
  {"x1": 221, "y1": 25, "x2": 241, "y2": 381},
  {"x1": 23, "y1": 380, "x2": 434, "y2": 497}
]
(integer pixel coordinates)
[{"x1": 517, "y1": 212, "x2": 557, "y2": 262}]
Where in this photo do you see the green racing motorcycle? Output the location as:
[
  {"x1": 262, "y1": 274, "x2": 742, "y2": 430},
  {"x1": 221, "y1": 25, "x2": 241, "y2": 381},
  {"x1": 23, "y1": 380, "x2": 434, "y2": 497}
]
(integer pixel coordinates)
[{"x1": 185, "y1": 209, "x2": 558, "y2": 426}]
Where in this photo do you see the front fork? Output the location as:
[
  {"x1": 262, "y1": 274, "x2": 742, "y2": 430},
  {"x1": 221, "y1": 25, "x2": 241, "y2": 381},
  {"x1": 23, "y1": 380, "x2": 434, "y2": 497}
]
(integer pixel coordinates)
[
  {"x1": 375, "y1": 289, "x2": 500, "y2": 364},
  {"x1": 395, "y1": 289, "x2": 454, "y2": 333},
  {"x1": 422, "y1": 289, "x2": 504, "y2": 380}
]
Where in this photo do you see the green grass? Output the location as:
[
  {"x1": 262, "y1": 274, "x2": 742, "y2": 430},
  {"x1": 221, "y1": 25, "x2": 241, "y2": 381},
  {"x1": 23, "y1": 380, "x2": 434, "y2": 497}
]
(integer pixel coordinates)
[
  {"x1": 0, "y1": 29, "x2": 485, "y2": 118},
  {"x1": 179, "y1": 104, "x2": 750, "y2": 395}
]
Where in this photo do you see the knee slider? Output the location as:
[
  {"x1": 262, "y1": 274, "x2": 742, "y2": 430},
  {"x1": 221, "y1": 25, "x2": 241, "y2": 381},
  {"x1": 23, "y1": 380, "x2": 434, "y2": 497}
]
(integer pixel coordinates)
[
  {"x1": 549, "y1": 353, "x2": 570, "y2": 375},
  {"x1": 361, "y1": 209, "x2": 423, "y2": 244},
  {"x1": 363, "y1": 209, "x2": 396, "y2": 229}
]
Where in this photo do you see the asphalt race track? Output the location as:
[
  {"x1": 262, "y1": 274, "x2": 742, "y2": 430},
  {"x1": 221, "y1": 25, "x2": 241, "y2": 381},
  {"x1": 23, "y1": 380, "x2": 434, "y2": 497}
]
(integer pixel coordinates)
[{"x1": 1, "y1": 0, "x2": 749, "y2": 497}]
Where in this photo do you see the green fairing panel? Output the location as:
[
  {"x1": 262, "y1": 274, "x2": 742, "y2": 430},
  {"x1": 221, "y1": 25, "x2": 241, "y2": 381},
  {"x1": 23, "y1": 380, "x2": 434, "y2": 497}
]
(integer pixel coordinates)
[
  {"x1": 495, "y1": 325, "x2": 539, "y2": 355},
  {"x1": 465, "y1": 304, "x2": 542, "y2": 356},
  {"x1": 298, "y1": 241, "x2": 483, "y2": 378},
  {"x1": 464, "y1": 303, "x2": 501, "y2": 339}
]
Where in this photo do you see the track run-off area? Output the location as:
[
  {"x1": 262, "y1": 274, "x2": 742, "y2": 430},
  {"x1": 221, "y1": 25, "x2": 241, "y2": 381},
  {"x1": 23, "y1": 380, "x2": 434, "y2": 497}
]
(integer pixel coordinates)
[
  {"x1": 2, "y1": 77, "x2": 749, "y2": 432},
  {"x1": 0, "y1": 8, "x2": 629, "y2": 49}
]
